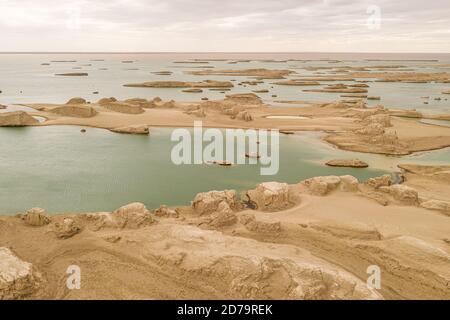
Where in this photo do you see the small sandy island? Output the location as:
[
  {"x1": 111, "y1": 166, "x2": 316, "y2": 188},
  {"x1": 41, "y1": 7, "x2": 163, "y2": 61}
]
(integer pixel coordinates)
[
  {"x1": 123, "y1": 80, "x2": 234, "y2": 88},
  {"x1": 6, "y1": 93, "x2": 449, "y2": 156}
]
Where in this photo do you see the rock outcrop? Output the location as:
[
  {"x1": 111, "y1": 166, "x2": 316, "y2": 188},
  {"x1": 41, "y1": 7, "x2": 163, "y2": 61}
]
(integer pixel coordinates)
[
  {"x1": 153, "y1": 205, "x2": 179, "y2": 218},
  {"x1": 51, "y1": 218, "x2": 81, "y2": 239},
  {"x1": 206, "y1": 201, "x2": 238, "y2": 228},
  {"x1": 192, "y1": 190, "x2": 240, "y2": 215},
  {"x1": 361, "y1": 114, "x2": 392, "y2": 127},
  {"x1": 246, "y1": 182, "x2": 291, "y2": 211},
  {"x1": 356, "y1": 123, "x2": 385, "y2": 135},
  {"x1": 380, "y1": 185, "x2": 419, "y2": 205},
  {"x1": 367, "y1": 175, "x2": 392, "y2": 189},
  {"x1": 224, "y1": 93, "x2": 262, "y2": 105},
  {"x1": 420, "y1": 200, "x2": 450, "y2": 214},
  {"x1": 110, "y1": 203, "x2": 154, "y2": 229},
  {"x1": 124, "y1": 98, "x2": 155, "y2": 108},
  {"x1": 87, "y1": 203, "x2": 155, "y2": 231},
  {"x1": 101, "y1": 102, "x2": 145, "y2": 114},
  {"x1": 349, "y1": 121, "x2": 405, "y2": 154},
  {"x1": 0, "y1": 111, "x2": 38, "y2": 126},
  {"x1": 66, "y1": 97, "x2": 87, "y2": 104},
  {"x1": 124, "y1": 80, "x2": 233, "y2": 88},
  {"x1": 304, "y1": 176, "x2": 359, "y2": 196},
  {"x1": 326, "y1": 159, "x2": 369, "y2": 168},
  {"x1": 55, "y1": 73, "x2": 88, "y2": 76},
  {"x1": 98, "y1": 97, "x2": 117, "y2": 105},
  {"x1": 182, "y1": 88, "x2": 203, "y2": 93},
  {"x1": 0, "y1": 248, "x2": 41, "y2": 300},
  {"x1": 398, "y1": 164, "x2": 450, "y2": 183},
  {"x1": 21, "y1": 208, "x2": 50, "y2": 226},
  {"x1": 339, "y1": 175, "x2": 360, "y2": 192},
  {"x1": 110, "y1": 125, "x2": 149, "y2": 135},
  {"x1": 304, "y1": 176, "x2": 341, "y2": 196},
  {"x1": 236, "y1": 110, "x2": 253, "y2": 121},
  {"x1": 48, "y1": 105, "x2": 97, "y2": 118}
]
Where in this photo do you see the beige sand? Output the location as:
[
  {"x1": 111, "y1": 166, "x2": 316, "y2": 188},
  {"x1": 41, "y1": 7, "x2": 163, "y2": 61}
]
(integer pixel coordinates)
[
  {"x1": 1, "y1": 167, "x2": 449, "y2": 300},
  {"x1": 123, "y1": 80, "x2": 233, "y2": 88},
  {"x1": 17, "y1": 94, "x2": 450, "y2": 156}
]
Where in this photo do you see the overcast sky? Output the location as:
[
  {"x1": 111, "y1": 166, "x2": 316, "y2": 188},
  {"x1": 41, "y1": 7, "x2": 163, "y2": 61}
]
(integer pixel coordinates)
[{"x1": 1, "y1": 0, "x2": 449, "y2": 52}]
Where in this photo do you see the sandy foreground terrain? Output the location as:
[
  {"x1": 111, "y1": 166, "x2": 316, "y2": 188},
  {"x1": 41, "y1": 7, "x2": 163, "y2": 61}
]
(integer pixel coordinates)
[
  {"x1": 1, "y1": 82, "x2": 450, "y2": 299},
  {"x1": 1, "y1": 164, "x2": 449, "y2": 300}
]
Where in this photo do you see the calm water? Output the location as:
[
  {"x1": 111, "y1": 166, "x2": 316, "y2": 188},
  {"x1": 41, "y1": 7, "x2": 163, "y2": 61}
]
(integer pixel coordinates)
[
  {"x1": 0, "y1": 53, "x2": 449, "y2": 114},
  {"x1": 0, "y1": 126, "x2": 392, "y2": 214}
]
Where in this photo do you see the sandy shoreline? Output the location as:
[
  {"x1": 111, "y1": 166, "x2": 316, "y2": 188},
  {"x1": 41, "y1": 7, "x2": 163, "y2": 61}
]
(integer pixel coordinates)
[
  {"x1": 0, "y1": 93, "x2": 445, "y2": 157},
  {"x1": 1, "y1": 164, "x2": 449, "y2": 300}
]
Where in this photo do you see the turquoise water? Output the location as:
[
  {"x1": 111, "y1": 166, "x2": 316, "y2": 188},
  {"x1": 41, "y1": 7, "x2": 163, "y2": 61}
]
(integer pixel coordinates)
[{"x1": 0, "y1": 126, "x2": 390, "y2": 214}]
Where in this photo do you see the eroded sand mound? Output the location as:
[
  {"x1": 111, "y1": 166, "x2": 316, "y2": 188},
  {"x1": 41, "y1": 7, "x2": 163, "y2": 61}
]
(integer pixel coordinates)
[
  {"x1": 0, "y1": 111, "x2": 38, "y2": 126},
  {"x1": 47, "y1": 105, "x2": 97, "y2": 118},
  {"x1": 100, "y1": 102, "x2": 145, "y2": 114}
]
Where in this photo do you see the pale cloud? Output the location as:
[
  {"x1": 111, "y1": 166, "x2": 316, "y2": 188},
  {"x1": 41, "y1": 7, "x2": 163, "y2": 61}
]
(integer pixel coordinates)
[{"x1": 0, "y1": 0, "x2": 449, "y2": 52}]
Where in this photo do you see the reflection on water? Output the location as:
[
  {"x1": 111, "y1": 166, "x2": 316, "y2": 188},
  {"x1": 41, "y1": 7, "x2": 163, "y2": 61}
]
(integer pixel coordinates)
[{"x1": 0, "y1": 125, "x2": 448, "y2": 214}]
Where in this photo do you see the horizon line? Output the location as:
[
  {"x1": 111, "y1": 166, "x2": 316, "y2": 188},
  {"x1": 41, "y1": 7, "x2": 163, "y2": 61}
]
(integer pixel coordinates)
[{"x1": 0, "y1": 51, "x2": 449, "y2": 54}]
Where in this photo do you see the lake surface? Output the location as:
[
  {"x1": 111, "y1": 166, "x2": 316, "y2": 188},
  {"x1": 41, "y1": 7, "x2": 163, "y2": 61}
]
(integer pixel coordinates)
[
  {"x1": 0, "y1": 126, "x2": 392, "y2": 214},
  {"x1": 1, "y1": 125, "x2": 448, "y2": 214}
]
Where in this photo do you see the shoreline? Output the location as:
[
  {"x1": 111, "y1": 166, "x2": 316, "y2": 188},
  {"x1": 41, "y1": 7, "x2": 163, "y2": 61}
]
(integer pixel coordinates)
[
  {"x1": 1, "y1": 94, "x2": 445, "y2": 157},
  {"x1": 27, "y1": 120, "x2": 450, "y2": 157},
  {"x1": 1, "y1": 165, "x2": 449, "y2": 299}
]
